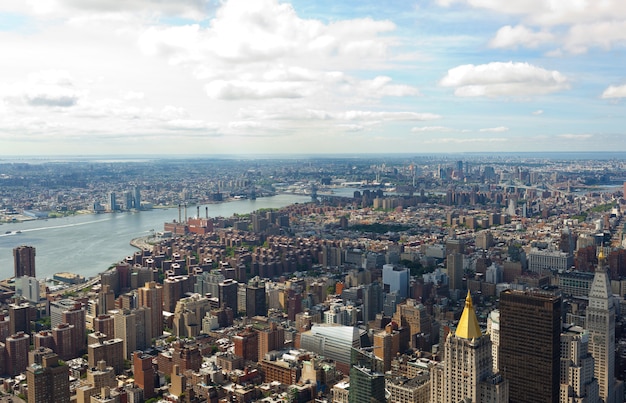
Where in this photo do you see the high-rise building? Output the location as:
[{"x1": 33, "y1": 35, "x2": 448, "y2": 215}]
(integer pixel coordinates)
[
  {"x1": 88, "y1": 336, "x2": 124, "y2": 375},
  {"x1": 133, "y1": 351, "x2": 156, "y2": 400},
  {"x1": 382, "y1": 264, "x2": 409, "y2": 298},
  {"x1": 52, "y1": 323, "x2": 75, "y2": 360},
  {"x1": 26, "y1": 350, "x2": 69, "y2": 403},
  {"x1": 258, "y1": 322, "x2": 284, "y2": 360},
  {"x1": 373, "y1": 322, "x2": 401, "y2": 372},
  {"x1": 499, "y1": 289, "x2": 561, "y2": 403},
  {"x1": 233, "y1": 327, "x2": 259, "y2": 362},
  {"x1": 447, "y1": 253, "x2": 464, "y2": 291},
  {"x1": 560, "y1": 323, "x2": 600, "y2": 402},
  {"x1": 393, "y1": 299, "x2": 432, "y2": 350},
  {"x1": 431, "y1": 291, "x2": 508, "y2": 403},
  {"x1": 6, "y1": 331, "x2": 30, "y2": 376},
  {"x1": 218, "y1": 279, "x2": 238, "y2": 313},
  {"x1": 246, "y1": 279, "x2": 266, "y2": 318},
  {"x1": 108, "y1": 191, "x2": 117, "y2": 212},
  {"x1": 62, "y1": 302, "x2": 86, "y2": 356},
  {"x1": 349, "y1": 348, "x2": 385, "y2": 403},
  {"x1": 13, "y1": 245, "x2": 36, "y2": 278},
  {"x1": 138, "y1": 281, "x2": 163, "y2": 340},
  {"x1": 9, "y1": 302, "x2": 32, "y2": 335},
  {"x1": 133, "y1": 186, "x2": 141, "y2": 210},
  {"x1": 587, "y1": 250, "x2": 621, "y2": 403},
  {"x1": 362, "y1": 282, "x2": 383, "y2": 324}
]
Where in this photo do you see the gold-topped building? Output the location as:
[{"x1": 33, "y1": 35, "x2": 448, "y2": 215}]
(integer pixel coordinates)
[
  {"x1": 455, "y1": 291, "x2": 482, "y2": 340},
  {"x1": 430, "y1": 291, "x2": 508, "y2": 403}
]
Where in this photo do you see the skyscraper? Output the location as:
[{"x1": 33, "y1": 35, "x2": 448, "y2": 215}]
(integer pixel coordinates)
[
  {"x1": 13, "y1": 245, "x2": 36, "y2": 278},
  {"x1": 245, "y1": 279, "x2": 266, "y2": 318},
  {"x1": 447, "y1": 252, "x2": 464, "y2": 291},
  {"x1": 138, "y1": 281, "x2": 163, "y2": 340},
  {"x1": 430, "y1": 291, "x2": 508, "y2": 403},
  {"x1": 26, "y1": 350, "x2": 70, "y2": 403},
  {"x1": 586, "y1": 250, "x2": 620, "y2": 403},
  {"x1": 499, "y1": 289, "x2": 561, "y2": 403}
]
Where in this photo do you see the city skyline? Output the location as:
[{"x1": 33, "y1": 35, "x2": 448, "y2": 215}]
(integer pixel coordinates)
[{"x1": 2, "y1": 1, "x2": 626, "y2": 155}]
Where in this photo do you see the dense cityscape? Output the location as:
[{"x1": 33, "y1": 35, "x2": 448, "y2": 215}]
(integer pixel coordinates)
[{"x1": 0, "y1": 154, "x2": 625, "y2": 402}]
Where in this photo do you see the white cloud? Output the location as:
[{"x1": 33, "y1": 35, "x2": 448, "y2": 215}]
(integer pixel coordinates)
[
  {"x1": 489, "y1": 25, "x2": 554, "y2": 49},
  {"x1": 557, "y1": 134, "x2": 593, "y2": 139},
  {"x1": 439, "y1": 0, "x2": 626, "y2": 53},
  {"x1": 24, "y1": 0, "x2": 211, "y2": 20},
  {"x1": 440, "y1": 62, "x2": 569, "y2": 97},
  {"x1": 532, "y1": 109, "x2": 544, "y2": 115},
  {"x1": 339, "y1": 111, "x2": 440, "y2": 121},
  {"x1": 423, "y1": 137, "x2": 508, "y2": 144},
  {"x1": 205, "y1": 80, "x2": 308, "y2": 100},
  {"x1": 601, "y1": 84, "x2": 626, "y2": 99},
  {"x1": 479, "y1": 126, "x2": 509, "y2": 132},
  {"x1": 2, "y1": 70, "x2": 82, "y2": 108},
  {"x1": 411, "y1": 126, "x2": 456, "y2": 132}
]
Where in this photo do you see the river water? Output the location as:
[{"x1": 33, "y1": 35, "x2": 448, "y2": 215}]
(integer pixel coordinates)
[{"x1": 0, "y1": 194, "x2": 309, "y2": 280}]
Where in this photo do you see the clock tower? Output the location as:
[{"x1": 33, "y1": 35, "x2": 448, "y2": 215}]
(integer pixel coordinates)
[{"x1": 586, "y1": 249, "x2": 617, "y2": 403}]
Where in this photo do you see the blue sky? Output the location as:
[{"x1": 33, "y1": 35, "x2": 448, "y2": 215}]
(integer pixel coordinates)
[{"x1": 1, "y1": 0, "x2": 626, "y2": 155}]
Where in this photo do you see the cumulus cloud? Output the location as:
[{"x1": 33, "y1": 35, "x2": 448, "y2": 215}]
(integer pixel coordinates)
[
  {"x1": 532, "y1": 109, "x2": 544, "y2": 115},
  {"x1": 205, "y1": 80, "x2": 308, "y2": 100},
  {"x1": 601, "y1": 85, "x2": 626, "y2": 99},
  {"x1": 439, "y1": 0, "x2": 626, "y2": 53},
  {"x1": 440, "y1": 62, "x2": 569, "y2": 97},
  {"x1": 3, "y1": 70, "x2": 81, "y2": 108},
  {"x1": 25, "y1": 0, "x2": 211, "y2": 20},
  {"x1": 489, "y1": 25, "x2": 554, "y2": 49}
]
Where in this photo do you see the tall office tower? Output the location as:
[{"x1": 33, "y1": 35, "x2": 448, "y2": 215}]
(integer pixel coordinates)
[
  {"x1": 218, "y1": 279, "x2": 238, "y2": 313},
  {"x1": 349, "y1": 348, "x2": 385, "y2": 403},
  {"x1": 362, "y1": 282, "x2": 383, "y2": 324},
  {"x1": 393, "y1": 299, "x2": 432, "y2": 350},
  {"x1": 133, "y1": 351, "x2": 156, "y2": 400},
  {"x1": 133, "y1": 185, "x2": 141, "y2": 210},
  {"x1": 123, "y1": 191, "x2": 133, "y2": 211},
  {"x1": 245, "y1": 279, "x2": 266, "y2": 318},
  {"x1": 382, "y1": 264, "x2": 409, "y2": 298},
  {"x1": 499, "y1": 289, "x2": 562, "y2": 403},
  {"x1": 258, "y1": 322, "x2": 285, "y2": 360},
  {"x1": 6, "y1": 332, "x2": 30, "y2": 376},
  {"x1": 560, "y1": 324, "x2": 600, "y2": 402},
  {"x1": 587, "y1": 250, "x2": 620, "y2": 403},
  {"x1": 13, "y1": 245, "x2": 36, "y2": 278},
  {"x1": 431, "y1": 292, "x2": 508, "y2": 403},
  {"x1": 26, "y1": 351, "x2": 69, "y2": 403},
  {"x1": 9, "y1": 302, "x2": 32, "y2": 335},
  {"x1": 108, "y1": 191, "x2": 117, "y2": 211},
  {"x1": 447, "y1": 253, "x2": 464, "y2": 292},
  {"x1": 138, "y1": 281, "x2": 163, "y2": 340},
  {"x1": 62, "y1": 303, "x2": 86, "y2": 356}
]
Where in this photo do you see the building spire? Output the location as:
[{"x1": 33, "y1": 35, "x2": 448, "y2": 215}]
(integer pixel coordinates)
[{"x1": 455, "y1": 291, "x2": 482, "y2": 339}]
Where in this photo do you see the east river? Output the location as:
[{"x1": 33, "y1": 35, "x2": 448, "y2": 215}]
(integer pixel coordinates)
[{"x1": 0, "y1": 194, "x2": 309, "y2": 280}]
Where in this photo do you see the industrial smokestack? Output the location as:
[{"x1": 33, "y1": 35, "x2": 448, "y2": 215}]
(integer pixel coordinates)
[
  {"x1": 197, "y1": 206, "x2": 200, "y2": 219},
  {"x1": 178, "y1": 204, "x2": 181, "y2": 223}
]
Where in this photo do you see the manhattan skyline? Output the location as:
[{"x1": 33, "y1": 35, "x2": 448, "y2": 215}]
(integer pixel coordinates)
[{"x1": 1, "y1": 0, "x2": 626, "y2": 155}]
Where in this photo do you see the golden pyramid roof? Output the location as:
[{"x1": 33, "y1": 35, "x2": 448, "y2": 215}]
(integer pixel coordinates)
[{"x1": 455, "y1": 291, "x2": 482, "y2": 340}]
